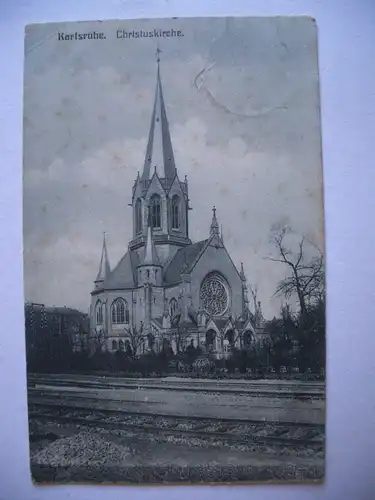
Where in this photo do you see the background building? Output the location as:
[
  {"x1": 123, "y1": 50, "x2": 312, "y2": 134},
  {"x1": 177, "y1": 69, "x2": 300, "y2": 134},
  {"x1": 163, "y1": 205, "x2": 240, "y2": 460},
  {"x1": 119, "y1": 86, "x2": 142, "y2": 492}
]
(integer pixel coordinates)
[{"x1": 25, "y1": 303, "x2": 89, "y2": 372}]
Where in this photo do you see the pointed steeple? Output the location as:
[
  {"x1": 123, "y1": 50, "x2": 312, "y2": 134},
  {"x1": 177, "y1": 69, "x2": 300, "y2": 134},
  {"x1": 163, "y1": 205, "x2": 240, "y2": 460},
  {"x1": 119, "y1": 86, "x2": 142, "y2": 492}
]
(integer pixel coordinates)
[
  {"x1": 95, "y1": 232, "x2": 110, "y2": 283},
  {"x1": 141, "y1": 48, "x2": 176, "y2": 182},
  {"x1": 239, "y1": 262, "x2": 250, "y2": 315},
  {"x1": 240, "y1": 262, "x2": 246, "y2": 281},
  {"x1": 142, "y1": 208, "x2": 162, "y2": 267},
  {"x1": 210, "y1": 206, "x2": 220, "y2": 236}
]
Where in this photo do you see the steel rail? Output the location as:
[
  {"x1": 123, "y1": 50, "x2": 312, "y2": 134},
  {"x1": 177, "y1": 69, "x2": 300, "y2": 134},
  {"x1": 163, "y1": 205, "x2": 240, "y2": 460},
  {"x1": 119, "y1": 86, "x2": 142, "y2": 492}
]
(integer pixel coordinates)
[
  {"x1": 28, "y1": 399, "x2": 324, "y2": 430},
  {"x1": 29, "y1": 410, "x2": 323, "y2": 450}
]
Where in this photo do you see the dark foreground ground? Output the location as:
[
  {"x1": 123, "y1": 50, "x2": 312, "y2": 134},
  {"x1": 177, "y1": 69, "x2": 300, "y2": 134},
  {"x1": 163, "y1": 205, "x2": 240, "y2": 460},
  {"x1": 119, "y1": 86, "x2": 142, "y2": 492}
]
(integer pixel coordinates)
[
  {"x1": 29, "y1": 419, "x2": 324, "y2": 484},
  {"x1": 28, "y1": 374, "x2": 325, "y2": 484}
]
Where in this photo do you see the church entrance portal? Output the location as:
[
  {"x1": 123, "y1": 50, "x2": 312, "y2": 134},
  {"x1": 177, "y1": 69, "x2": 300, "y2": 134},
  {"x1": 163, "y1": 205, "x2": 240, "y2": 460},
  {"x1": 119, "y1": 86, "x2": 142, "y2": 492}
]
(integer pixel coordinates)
[{"x1": 205, "y1": 329, "x2": 216, "y2": 353}]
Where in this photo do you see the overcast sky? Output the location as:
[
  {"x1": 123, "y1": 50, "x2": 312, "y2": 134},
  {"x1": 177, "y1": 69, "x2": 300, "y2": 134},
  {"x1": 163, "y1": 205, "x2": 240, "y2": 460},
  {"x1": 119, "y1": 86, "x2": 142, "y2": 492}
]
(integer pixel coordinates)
[{"x1": 23, "y1": 17, "x2": 324, "y2": 318}]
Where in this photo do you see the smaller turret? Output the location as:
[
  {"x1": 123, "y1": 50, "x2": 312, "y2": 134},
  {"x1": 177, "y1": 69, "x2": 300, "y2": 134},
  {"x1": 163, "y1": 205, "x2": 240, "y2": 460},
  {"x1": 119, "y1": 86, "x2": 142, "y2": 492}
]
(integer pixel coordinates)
[
  {"x1": 240, "y1": 262, "x2": 250, "y2": 314},
  {"x1": 137, "y1": 208, "x2": 162, "y2": 286},
  {"x1": 94, "y1": 233, "x2": 110, "y2": 288},
  {"x1": 210, "y1": 206, "x2": 220, "y2": 236},
  {"x1": 208, "y1": 206, "x2": 224, "y2": 248}
]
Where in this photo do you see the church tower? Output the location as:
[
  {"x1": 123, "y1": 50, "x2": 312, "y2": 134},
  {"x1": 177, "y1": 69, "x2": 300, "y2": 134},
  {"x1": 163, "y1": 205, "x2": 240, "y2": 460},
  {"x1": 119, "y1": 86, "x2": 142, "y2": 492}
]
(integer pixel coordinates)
[{"x1": 129, "y1": 48, "x2": 192, "y2": 265}]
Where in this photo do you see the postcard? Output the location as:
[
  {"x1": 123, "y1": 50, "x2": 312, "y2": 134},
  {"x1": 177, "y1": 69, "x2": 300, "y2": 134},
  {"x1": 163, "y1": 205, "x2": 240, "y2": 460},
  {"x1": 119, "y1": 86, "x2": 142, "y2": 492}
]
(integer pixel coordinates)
[{"x1": 24, "y1": 16, "x2": 325, "y2": 484}]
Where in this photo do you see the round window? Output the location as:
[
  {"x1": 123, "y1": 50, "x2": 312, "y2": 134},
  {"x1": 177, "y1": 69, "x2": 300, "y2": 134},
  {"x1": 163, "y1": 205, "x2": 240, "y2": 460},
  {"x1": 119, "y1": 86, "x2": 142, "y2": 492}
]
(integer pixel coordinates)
[{"x1": 200, "y1": 272, "x2": 230, "y2": 316}]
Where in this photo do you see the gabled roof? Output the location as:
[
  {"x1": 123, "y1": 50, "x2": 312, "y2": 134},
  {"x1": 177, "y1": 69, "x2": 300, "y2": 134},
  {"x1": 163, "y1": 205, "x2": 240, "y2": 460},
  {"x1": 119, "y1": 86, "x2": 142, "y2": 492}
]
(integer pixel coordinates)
[
  {"x1": 163, "y1": 240, "x2": 207, "y2": 285},
  {"x1": 102, "y1": 250, "x2": 139, "y2": 290},
  {"x1": 152, "y1": 317, "x2": 164, "y2": 329}
]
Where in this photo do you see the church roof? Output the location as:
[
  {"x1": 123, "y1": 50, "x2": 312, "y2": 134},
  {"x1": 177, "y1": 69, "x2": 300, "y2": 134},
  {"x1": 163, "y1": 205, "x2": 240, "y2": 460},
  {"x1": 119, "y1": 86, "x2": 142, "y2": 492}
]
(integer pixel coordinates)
[
  {"x1": 163, "y1": 240, "x2": 207, "y2": 285},
  {"x1": 213, "y1": 318, "x2": 230, "y2": 331},
  {"x1": 95, "y1": 238, "x2": 209, "y2": 292},
  {"x1": 102, "y1": 250, "x2": 139, "y2": 289}
]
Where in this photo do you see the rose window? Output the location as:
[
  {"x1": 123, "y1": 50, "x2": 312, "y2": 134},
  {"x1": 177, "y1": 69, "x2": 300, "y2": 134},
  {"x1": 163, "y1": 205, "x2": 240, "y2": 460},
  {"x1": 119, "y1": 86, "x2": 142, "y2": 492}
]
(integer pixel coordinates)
[{"x1": 200, "y1": 272, "x2": 229, "y2": 316}]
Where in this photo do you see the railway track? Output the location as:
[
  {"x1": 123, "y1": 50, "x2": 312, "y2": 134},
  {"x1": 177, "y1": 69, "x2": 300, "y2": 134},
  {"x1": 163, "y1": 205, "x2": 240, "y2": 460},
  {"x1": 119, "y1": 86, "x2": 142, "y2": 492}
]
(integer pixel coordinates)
[
  {"x1": 28, "y1": 377, "x2": 325, "y2": 399},
  {"x1": 29, "y1": 406, "x2": 324, "y2": 451},
  {"x1": 28, "y1": 391, "x2": 323, "y2": 424}
]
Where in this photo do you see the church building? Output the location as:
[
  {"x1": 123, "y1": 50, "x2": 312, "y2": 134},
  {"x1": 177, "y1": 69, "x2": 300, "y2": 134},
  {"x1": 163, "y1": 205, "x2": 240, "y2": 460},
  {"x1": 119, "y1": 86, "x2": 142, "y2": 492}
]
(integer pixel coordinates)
[{"x1": 89, "y1": 54, "x2": 264, "y2": 358}]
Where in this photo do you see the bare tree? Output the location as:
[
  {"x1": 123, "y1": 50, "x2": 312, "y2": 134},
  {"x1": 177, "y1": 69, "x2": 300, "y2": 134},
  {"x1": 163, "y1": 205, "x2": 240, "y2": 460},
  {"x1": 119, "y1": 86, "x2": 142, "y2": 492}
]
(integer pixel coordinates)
[
  {"x1": 170, "y1": 327, "x2": 185, "y2": 354},
  {"x1": 249, "y1": 285, "x2": 264, "y2": 328},
  {"x1": 91, "y1": 328, "x2": 106, "y2": 352},
  {"x1": 126, "y1": 322, "x2": 146, "y2": 358},
  {"x1": 268, "y1": 225, "x2": 324, "y2": 316}
]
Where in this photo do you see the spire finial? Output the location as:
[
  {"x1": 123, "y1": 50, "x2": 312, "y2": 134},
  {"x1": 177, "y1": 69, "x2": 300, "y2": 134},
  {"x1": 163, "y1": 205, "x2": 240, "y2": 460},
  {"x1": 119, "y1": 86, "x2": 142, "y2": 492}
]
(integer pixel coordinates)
[
  {"x1": 156, "y1": 46, "x2": 162, "y2": 64},
  {"x1": 210, "y1": 205, "x2": 219, "y2": 236}
]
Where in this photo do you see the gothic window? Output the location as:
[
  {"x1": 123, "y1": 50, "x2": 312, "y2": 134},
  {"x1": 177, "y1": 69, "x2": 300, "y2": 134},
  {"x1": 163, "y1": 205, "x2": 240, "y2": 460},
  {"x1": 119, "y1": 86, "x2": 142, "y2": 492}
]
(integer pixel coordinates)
[
  {"x1": 111, "y1": 298, "x2": 129, "y2": 324},
  {"x1": 135, "y1": 198, "x2": 143, "y2": 234},
  {"x1": 200, "y1": 272, "x2": 230, "y2": 317},
  {"x1": 112, "y1": 339, "x2": 117, "y2": 351},
  {"x1": 150, "y1": 194, "x2": 161, "y2": 228},
  {"x1": 96, "y1": 300, "x2": 103, "y2": 325},
  {"x1": 169, "y1": 298, "x2": 178, "y2": 318},
  {"x1": 171, "y1": 195, "x2": 180, "y2": 229}
]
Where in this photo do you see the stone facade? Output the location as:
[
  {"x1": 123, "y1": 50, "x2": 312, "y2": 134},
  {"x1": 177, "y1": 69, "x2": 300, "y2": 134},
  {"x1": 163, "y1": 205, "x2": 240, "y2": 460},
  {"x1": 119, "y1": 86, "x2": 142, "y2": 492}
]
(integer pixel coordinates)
[{"x1": 89, "y1": 57, "x2": 264, "y2": 359}]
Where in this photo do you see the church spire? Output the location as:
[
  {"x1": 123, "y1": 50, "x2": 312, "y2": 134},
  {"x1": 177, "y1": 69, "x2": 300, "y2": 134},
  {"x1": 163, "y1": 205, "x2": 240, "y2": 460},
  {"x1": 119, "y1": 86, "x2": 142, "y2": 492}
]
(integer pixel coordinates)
[
  {"x1": 141, "y1": 47, "x2": 176, "y2": 182},
  {"x1": 210, "y1": 206, "x2": 220, "y2": 236},
  {"x1": 95, "y1": 232, "x2": 110, "y2": 283}
]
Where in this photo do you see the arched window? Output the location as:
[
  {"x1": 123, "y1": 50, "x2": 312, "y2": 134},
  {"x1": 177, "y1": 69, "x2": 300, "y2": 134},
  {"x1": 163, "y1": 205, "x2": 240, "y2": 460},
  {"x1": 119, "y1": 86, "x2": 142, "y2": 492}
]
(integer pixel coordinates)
[
  {"x1": 150, "y1": 194, "x2": 161, "y2": 229},
  {"x1": 171, "y1": 195, "x2": 180, "y2": 229},
  {"x1": 135, "y1": 198, "x2": 143, "y2": 234},
  {"x1": 169, "y1": 298, "x2": 178, "y2": 318},
  {"x1": 112, "y1": 339, "x2": 117, "y2": 351},
  {"x1": 111, "y1": 298, "x2": 129, "y2": 324},
  {"x1": 119, "y1": 340, "x2": 124, "y2": 351},
  {"x1": 96, "y1": 300, "x2": 103, "y2": 325}
]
